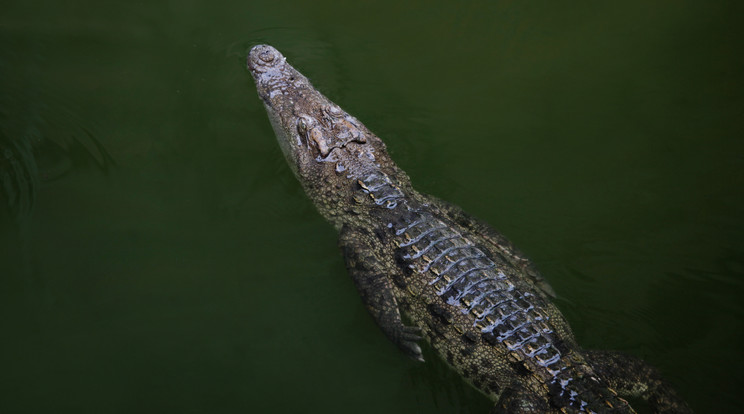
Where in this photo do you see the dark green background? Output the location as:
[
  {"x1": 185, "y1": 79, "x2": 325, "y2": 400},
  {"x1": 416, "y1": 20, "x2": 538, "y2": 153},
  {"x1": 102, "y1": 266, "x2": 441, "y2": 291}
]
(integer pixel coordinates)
[{"x1": 1, "y1": 1, "x2": 742, "y2": 413}]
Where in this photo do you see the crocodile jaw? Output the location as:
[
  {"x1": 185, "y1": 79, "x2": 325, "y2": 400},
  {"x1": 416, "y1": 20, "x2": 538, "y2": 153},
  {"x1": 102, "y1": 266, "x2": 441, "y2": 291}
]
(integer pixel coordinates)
[{"x1": 247, "y1": 44, "x2": 313, "y2": 179}]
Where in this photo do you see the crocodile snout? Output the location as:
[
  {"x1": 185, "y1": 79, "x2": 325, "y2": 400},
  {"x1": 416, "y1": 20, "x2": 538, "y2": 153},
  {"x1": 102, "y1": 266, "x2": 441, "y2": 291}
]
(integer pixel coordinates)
[{"x1": 247, "y1": 44, "x2": 284, "y2": 74}]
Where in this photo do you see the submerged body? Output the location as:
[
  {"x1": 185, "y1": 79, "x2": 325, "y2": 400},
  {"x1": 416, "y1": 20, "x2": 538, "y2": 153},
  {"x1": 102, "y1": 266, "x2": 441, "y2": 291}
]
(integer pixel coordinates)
[{"x1": 246, "y1": 45, "x2": 691, "y2": 413}]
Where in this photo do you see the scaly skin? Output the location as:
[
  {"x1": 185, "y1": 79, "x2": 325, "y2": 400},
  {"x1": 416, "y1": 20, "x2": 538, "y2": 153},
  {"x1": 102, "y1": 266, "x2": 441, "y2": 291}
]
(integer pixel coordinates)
[{"x1": 246, "y1": 45, "x2": 692, "y2": 414}]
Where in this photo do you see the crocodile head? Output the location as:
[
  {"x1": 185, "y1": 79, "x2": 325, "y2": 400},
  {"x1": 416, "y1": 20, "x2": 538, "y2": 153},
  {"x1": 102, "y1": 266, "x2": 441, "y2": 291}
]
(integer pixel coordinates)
[
  {"x1": 247, "y1": 45, "x2": 409, "y2": 225},
  {"x1": 247, "y1": 45, "x2": 381, "y2": 181}
]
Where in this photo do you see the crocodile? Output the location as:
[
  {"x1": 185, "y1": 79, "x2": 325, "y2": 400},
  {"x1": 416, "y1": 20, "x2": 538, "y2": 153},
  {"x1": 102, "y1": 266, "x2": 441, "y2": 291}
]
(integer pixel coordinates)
[{"x1": 246, "y1": 44, "x2": 692, "y2": 414}]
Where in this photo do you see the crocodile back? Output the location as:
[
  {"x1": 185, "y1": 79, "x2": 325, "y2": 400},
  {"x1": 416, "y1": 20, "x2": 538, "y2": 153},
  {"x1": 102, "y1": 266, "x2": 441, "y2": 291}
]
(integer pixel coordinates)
[{"x1": 382, "y1": 203, "x2": 634, "y2": 413}]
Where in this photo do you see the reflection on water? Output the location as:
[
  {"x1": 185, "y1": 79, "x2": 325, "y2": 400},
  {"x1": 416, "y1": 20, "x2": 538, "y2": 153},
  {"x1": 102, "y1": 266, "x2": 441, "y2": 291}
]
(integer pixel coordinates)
[
  {"x1": 0, "y1": 123, "x2": 113, "y2": 223},
  {"x1": 1, "y1": 38, "x2": 113, "y2": 226},
  {"x1": 0, "y1": 130, "x2": 37, "y2": 221}
]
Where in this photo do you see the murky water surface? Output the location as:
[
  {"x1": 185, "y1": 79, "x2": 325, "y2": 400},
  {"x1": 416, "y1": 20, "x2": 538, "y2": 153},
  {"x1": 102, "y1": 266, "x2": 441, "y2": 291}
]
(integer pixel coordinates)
[{"x1": 1, "y1": 1, "x2": 742, "y2": 413}]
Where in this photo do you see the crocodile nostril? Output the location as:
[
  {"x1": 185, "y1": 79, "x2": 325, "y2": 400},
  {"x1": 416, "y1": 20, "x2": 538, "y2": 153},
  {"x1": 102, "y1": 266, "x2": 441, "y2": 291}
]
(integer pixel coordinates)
[
  {"x1": 259, "y1": 50, "x2": 275, "y2": 63},
  {"x1": 248, "y1": 45, "x2": 283, "y2": 72}
]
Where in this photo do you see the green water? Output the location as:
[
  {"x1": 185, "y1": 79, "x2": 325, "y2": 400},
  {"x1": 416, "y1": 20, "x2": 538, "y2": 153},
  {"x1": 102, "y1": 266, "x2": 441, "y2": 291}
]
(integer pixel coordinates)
[{"x1": 1, "y1": 1, "x2": 742, "y2": 413}]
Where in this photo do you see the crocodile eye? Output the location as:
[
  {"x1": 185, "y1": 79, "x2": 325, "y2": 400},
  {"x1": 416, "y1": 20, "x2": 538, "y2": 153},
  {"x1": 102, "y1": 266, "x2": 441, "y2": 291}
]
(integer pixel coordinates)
[{"x1": 297, "y1": 118, "x2": 308, "y2": 136}]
